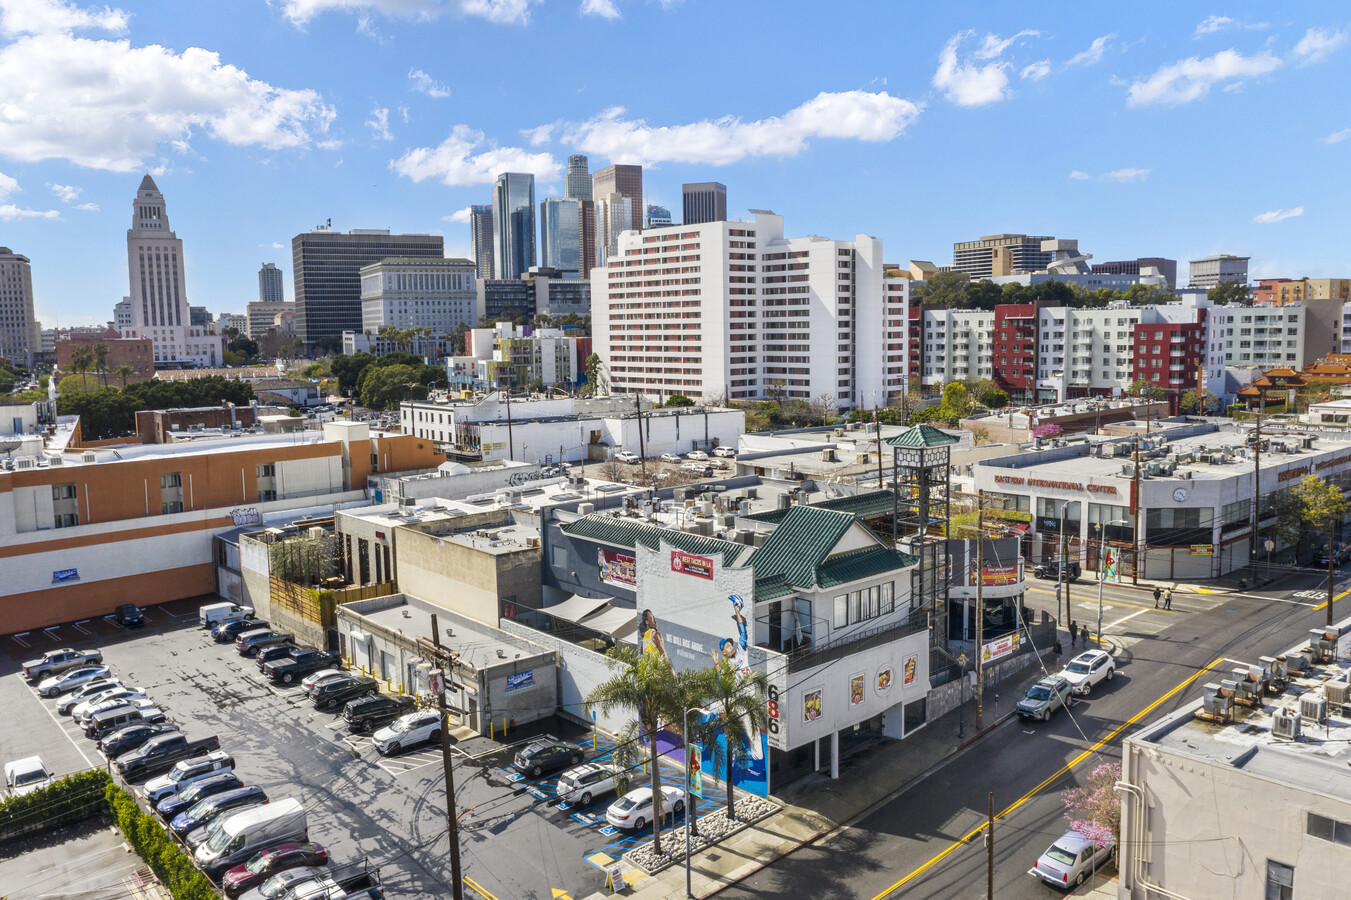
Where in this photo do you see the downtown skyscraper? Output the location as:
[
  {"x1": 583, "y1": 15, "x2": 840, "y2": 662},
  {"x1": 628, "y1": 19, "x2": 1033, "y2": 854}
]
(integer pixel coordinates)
[
  {"x1": 540, "y1": 197, "x2": 582, "y2": 279},
  {"x1": 565, "y1": 155, "x2": 592, "y2": 202},
  {"x1": 0, "y1": 247, "x2": 38, "y2": 368},
  {"x1": 470, "y1": 204, "x2": 494, "y2": 279},
  {"x1": 492, "y1": 172, "x2": 536, "y2": 281}
]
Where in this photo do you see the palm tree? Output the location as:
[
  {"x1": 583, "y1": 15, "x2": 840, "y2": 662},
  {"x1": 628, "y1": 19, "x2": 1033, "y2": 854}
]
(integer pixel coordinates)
[
  {"x1": 586, "y1": 647, "x2": 683, "y2": 855},
  {"x1": 113, "y1": 365, "x2": 134, "y2": 388},
  {"x1": 67, "y1": 346, "x2": 95, "y2": 393},
  {"x1": 92, "y1": 343, "x2": 109, "y2": 387},
  {"x1": 701, "y1": 659, "x2": 770, "y2": 819}
]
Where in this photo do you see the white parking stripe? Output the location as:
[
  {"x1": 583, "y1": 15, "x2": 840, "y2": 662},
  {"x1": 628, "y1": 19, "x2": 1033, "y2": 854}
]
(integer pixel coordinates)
[
  {"x1": 13, "y1": 635, "x2": 30, "y2": 648},
  {"x1": 17, "y1": 673, "x2": 95, "y2": 768},
  {"x1": 43, "y1": 626, "x2": 61, "y2": 642}
]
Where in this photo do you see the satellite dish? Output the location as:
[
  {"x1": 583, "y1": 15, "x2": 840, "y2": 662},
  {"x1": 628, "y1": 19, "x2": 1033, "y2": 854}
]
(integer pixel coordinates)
[{"x1": 0, "y1": 439, "x2": 21, "y2": 459}]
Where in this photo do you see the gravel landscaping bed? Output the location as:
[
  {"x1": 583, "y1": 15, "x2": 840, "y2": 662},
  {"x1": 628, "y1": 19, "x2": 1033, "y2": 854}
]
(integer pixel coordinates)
[{"x1": 625, "y1": 795, "x2": 779, "y2": 873}]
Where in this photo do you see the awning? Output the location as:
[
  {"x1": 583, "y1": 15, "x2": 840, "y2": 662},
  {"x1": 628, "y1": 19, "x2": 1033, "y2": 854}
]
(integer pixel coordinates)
[
  {"x1": 580, "y1": 604, "x2": 639, "y2": 642},
  {"x1": 1008, "y1": 523, "x2": 1029, "y2": 535},
  {"x1": 541, "y1": 593, "x2": 612, "y2": 624}
]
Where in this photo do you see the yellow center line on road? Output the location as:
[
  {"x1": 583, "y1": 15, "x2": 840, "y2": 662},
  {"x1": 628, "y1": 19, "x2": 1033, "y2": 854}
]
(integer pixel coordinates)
[
  {"x1": 463, "y1": 877, "x2": 500, "y2": 900},
  {"x1": 868, "y1": 656, "x2": 1225, "y2": 900},
  {"x1": 1314, "y1": 587, "x2": 1351, "y2": 612},
  {"x1": 1027, "y1": 588, "x2": 1178, "y2": 615}
]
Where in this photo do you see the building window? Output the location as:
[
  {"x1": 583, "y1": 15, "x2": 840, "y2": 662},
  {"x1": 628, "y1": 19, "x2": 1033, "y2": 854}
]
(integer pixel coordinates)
[
  {"x1": 1265, "y1": 861, "x2": 1294, "y2": 900},
  {"x1": 833, "y1": 594, "x2": 848, "y2": 629},
  {"x1": 1306, "y1": 812, "x2": 1351, "y2": 845},
  {"x1": 257, "y1": 464, "x2": 275, "y2": 478},
  {"x1": 162, "y1": 500, "x2": 184, "y2": 514},
  {"x1": 160, "y1": 472, "x2": 182, "y2": 489},
  {"x1": 54, "y1": 512, "x2": 79, "y2": 528}
]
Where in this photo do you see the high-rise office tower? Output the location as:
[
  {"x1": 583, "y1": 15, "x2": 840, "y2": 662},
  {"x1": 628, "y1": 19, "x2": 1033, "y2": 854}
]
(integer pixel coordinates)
[
  {"x1": 682, "y1": 182, "x2": 727, "y2": 225},
  {"x1": 951, "y1": 234, "x2": 1057, "y2": 279},
  {"x1": 0, "y1": 247, "x2": 39, "y2": 368},
  {"x1": 645, "y1": 205, "x2": 672, "y2": 228},
  {"x1": 592, "y1": 165, "x2": 642, "y2": 238},
  {"x1": 579, "y1": 199, "x2": 597, "y2": 281},
  {"x1": 492, "y1": 172, "x2": 536, "y2": 281},
  {"x1": 258, "y1": 262, "x2": 285, "y2": 303},
  {"x1": 122, "y1": 175, "x2": 224, "y2": 367},
  {"x1": 292, "y1": 225, "x2": 443, "y2": 347},
  {"x1": 595, "y1": 192, "x2": 633, "y2": 268},
  {"x1": 540, "y1": 197, "x2": 582, "y2": 280},
  {"x1": 470, "y1": 204, "x2": 495, "y2": 280},
  {"x1": 565, "y1": 155, "x2": 592, "y2": 202}
]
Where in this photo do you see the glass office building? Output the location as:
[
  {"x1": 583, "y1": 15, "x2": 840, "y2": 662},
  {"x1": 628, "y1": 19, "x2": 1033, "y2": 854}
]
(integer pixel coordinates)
[
  {"x1": 492, "y1": 173, "x2": 536, "y2": 281},
  {"x1": 540, "y1": 197, "x2": 581, "y2": 280}
]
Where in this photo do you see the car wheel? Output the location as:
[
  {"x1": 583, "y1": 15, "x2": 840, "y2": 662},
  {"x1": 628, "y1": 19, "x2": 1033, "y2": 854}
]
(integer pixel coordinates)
[
  {"x1": 1075, "y1": 871, "x2": 1086, "y2": 886},
  {"x1": 633, "y1": 816, "x2": 645, "y2": 832},
  {"x1": 324, "y1": 698, "x2": 336, "y2": 710},
  {"x1": 388, "y1": 741, "x2": 401, "y2": 754},
  {"x1": 531, "y1": 765, "x2": 542, "y2": 777},
  {"x1": 1081, "y1": 682, "x2": 1092, "y2": 697},
  {"x1": 282, "y1": 672, "x2": 294, "y2": 684},
  {"x1": 427, "y1": 730, "x2": 439, "y2": 746},
  {"x1": 673, "y1": 799, "x2": 685, "y2": 815},
  {"x1": 362, "y1": 719, "x2": 375, "y2": 734},
  {"x1": 1041, "y1": 708, "x2": 1050, "y2": 722},
  {"x1": 1106, "y1": 668, "x2": 1114, "y2": 681},
  {"x1": 579, "y1": 791, "x2": 592, "y2": 806},
  {"x1": 570, "y1": 753, "x2": 582, "y2": 765}
]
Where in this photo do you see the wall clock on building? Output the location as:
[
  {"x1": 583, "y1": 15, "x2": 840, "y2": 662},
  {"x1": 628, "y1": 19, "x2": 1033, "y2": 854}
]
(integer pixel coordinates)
[{"x1": 1173, "y1": 488, "x2": 1189, "y2": 502}]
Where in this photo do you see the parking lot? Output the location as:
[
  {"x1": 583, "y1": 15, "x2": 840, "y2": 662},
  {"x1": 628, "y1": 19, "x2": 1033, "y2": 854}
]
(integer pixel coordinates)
[{"x1": 0, "y1": 597, "x2": 709, "y2": 899}]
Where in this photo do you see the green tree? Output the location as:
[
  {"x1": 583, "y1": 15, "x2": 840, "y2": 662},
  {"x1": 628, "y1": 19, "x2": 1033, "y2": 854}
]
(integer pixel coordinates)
[
  {"x1": 586, "y1": 647, "x2": 683, "y2": 855},
  {"x1": 113, "y1": 365, "x2": 135, "y2": 388},
  {"x1": 313, "y1": 335, "x2": 344, "y2": 356},
  {"x1": 694, "y1": 659, "x2": 769, "y2": 818},
  {"x1": 663, "y1": 394, "x2": 695, "y2": 408},
  {"x1": 980, "y1": 387, "x2": 1009, "y2": 410},
  {"x1": 227, "y1": 336, "x2": 260, "y2": 359},
  {"x1": 1274, "y1": 474, "x2": 1350, "y2": 563},
  {"x1": 910, "y1": 270, "x2": 971, "y2": 308},
  {"x1": 358, "y1": 363, "x2": 421, "y2": 410},
  {"x1": 1127, "y1": 379, "x2": 1165, "y2": 401},
  {"x1": 67, "y1": 346, "x2": 95, "y2": 393},
  {"x1": 582, "y1": 353, "x2": 605, "y2": 395},
  {"x1": 331, "y1": 352, "x2": 375, "y2": 397},
  {"x1": 92, "y1": 342, "x2": 109, "y2": 387},
  {"x1": 941, "y1": 382, "x2": 972, "y2": 418},
  {"x1": 1207, "y1": 279, "x2": 1251, "y2": 306}
]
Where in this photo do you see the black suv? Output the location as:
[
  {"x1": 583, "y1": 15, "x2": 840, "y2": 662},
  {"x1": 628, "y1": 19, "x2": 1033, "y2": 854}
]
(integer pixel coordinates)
[
  {"x1": 311, "y1": 675, "x2": 379, "y2": 710},
  {"x1": 255, "y1": 643, "x2": 300, "y2": 669},
  {"x1": 114, "y1": 604, "x2": 145, "y2": 628},
  {"x1": 213, "y1": 618, "x2": 266, "y2": 643},
  {"x1": 1033, "y1": 560, "x2": 1081, "y2": 582},
  {"x1": 342, "y1": 694, "x2": 417, "y2": 733},
  {"x1": 513, "y1": 736, "x2": 584, "y2": 778}
]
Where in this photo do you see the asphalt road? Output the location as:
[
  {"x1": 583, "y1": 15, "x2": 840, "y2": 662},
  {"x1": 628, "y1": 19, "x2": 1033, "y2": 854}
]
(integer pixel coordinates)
[{"x1": 722, "y1": 571, "x2": 1349, "y2": 900}]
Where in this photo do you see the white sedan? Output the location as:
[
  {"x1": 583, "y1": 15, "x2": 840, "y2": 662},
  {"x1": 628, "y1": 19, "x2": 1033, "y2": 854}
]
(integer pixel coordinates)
[
  {"x1": 57, "y1": 679, "x2": 122, "y2": 714},
  {"x1": 1029, "y1": 830, "x2": 1114, "y2": 888},
  {"x1": 373, "y1": 710, "x2": 442, "y2": 755},
  {"x1": 301, "y1": 669, "x2": 347, "y2": 692},
  {"x1": 605, "y1": 785, "x2": 685, "y2": 831},
  {"x1": 69, "y1": 686, "x2": 141, "y2": 721},
  {"x1": 75, "y1": 690, "x2": 148, "y2": 725},
  {"x1": 659, "y1": 452, "x2": 683, "y2": 464},
  {"x1": 685, "y1": 450, "x2": 709, "y2": 461},
  {"x1": 1058, "y1": 650, "x2": 1116, "y2": 696},
  {"x1": 37, "y1": 665, "x2": 111, "y2": 698}
]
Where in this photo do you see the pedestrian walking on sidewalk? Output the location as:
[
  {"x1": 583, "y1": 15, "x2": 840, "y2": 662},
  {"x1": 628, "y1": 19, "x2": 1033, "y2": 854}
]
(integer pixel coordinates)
[
  {"x1": 1069, "y1": 619, "x2": 1078, "y2": 648},
  {"x1": 1153, "y1": 586, "x2": 1161, "y2": 608},
  {"x1": 1054, "y1": 639, "x2": 1063, "y2": 666},
  {"x1": 1080, "y1": 624, "x2": 1090, "y2": 647},
  {"x1": 1164, "y1": 589, "x2": 1173, "y2": 610}
]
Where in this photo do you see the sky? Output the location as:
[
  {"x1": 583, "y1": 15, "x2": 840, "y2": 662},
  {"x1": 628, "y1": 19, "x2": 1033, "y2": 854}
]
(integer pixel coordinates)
[{"x1": 1, "y1": 0, "x2": 1349, "y2": 327}]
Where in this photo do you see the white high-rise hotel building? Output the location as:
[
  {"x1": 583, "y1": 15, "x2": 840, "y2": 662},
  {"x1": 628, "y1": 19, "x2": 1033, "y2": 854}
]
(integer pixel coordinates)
[
  {"x1": 592, "y1": 211, "x2": 906, "y2": 408},
  {"x1": 120, "y1": 175, "x2": 223, "y2": 367}
]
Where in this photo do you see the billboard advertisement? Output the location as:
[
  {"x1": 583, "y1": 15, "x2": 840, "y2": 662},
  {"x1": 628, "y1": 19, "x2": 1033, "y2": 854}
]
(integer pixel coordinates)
[
  {"x1": 670, "y1": 550, "x2": 714, "y2": 579},
  {"x1": 597, "y1": 548, "x2": 636, "y2": 588},
  {"x1": 966, "y1": 562, "x2": 1020, "y2": 587}
]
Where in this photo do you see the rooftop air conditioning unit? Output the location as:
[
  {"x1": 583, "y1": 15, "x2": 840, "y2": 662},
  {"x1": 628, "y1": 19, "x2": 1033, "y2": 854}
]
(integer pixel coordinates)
[
  {"x1": 577, "y1": 502, "x2": 595, "y2": 515},
  {"x1": 14, "y1": 457, "x2": 34, "y2": 469},
  {"x1": 1325, "y1": 675, "x2": 1351, "y2": 708},
  {"x1": 1199, "y1": 682, "x2": 1235, "y2": 723},
  {"x1": 82, "y1": 451, "x2": 97, "y2": 464},
  {"x1": 1300, "y1": 692, "x2": 1329, "y2": 725},
  {"x1": 1287, "y1": 649, "x2": 1314, "y2": 673},
  {"x1": 1231, "y1": 669, "x2": 1262, "y2": 706},
  {"x1": 1272, "y1": 709, "x2": 1302, "y2": 740},
  {"x1": 1311, "y1": 628, "x2": 1339, "y2": 663},
  {"x1": 1260, "y1": 656, "x2": 1288, "y2": 692},
  {"x1": 307, "y1": 527, "x2": 326, "y2": 541},
  {"x1": 1101, "y1": 444, "x2": 1117, "y2": 458}
]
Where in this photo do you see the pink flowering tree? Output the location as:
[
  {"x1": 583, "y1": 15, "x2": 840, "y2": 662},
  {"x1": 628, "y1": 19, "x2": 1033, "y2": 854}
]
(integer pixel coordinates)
[
  {"x1": 1061, "y1": 762, "x2": 1121, "y2": 847},
  {"x1": 1032, "y1": 422, "x2": 1063, "y2": 441}
]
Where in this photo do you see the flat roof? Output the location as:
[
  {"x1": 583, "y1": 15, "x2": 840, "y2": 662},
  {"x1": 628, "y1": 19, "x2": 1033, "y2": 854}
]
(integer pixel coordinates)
[{"x1": 345, "y1": 593, "x2": 548, "y2": 671}]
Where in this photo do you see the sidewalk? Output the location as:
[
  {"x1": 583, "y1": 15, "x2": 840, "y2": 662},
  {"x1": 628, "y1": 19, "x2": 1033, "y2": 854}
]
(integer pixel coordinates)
[{"x1": 577, "y1": 655, "x2": 1058, "y2": 900}]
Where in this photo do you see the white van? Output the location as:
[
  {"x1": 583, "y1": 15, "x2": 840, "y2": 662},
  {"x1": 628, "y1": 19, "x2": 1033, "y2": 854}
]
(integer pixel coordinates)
[
  {"x1": 199, "y1": 602, "x2": 254, "y2": 628},
  {"x1": 194, "y1": 797, "x2": 306, "y2": 877}
]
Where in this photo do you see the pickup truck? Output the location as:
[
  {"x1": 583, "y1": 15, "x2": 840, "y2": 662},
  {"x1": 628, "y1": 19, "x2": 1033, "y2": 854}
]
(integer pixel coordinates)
[
  {"x1": 114, "y1": 733, "x2": 220, "y2": 782},
  {"x1": 23, "y1": 648, "x2": 103, "y2": 681},
  {"x1": 280, "y1": 862, "x2": 384, "y2": 900},
  {"x1": 264, "y1": 649, "x2": 341, "y2": 684}
]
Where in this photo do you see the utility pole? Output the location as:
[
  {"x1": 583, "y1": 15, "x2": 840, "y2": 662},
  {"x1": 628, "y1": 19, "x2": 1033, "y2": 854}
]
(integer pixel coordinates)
[
  {"x1": 986, "y1": 791, "x2": 995, "y2": 900},
  {"x1": 1058, "y1": 505, "x2": 1069, "y2": 626},
  {"x1": 975, "y1": 491, "x2": 986, "y2": 730},
  {"x1": 503, "y1": 385, "x2": 515, "y2": 462},
  {"x1": 1251, "y1": 404, "x2": 1263, "y2": 584},
  {"x1": 1329, "y1": 514, "x2": 1337, "y2": 627},
  {"x1": 1132, "y1": 443, "x2": 1142, "y2": 586},
  {"x1": 425, "y1": 614, "x2": 464, "y2": 900},
  {"x1": 874, "y1": 409, "x2": 884, "y2": 487},
  {"x1": 635, "y1": 394, "x2": 647, "y2": 478}
]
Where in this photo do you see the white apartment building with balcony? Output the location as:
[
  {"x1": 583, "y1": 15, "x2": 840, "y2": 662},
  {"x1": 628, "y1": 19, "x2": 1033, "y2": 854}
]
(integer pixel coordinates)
[
  {"x1": 1207, "y1": 304, "x2": 1305, "y2": 370},
  {"x1": 1035, "y1": 305, "x2": 1141, "y2": 400},
  {"x1": 916, "y1": 308, "x2": 993, "y2": 389},
  {"x1": 592, "y1": 211, "x2": 902, "y2": 409}
]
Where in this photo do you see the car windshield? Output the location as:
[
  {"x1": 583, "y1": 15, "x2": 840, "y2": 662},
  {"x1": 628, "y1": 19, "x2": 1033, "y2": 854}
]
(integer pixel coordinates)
[
  {"x1": 261, "y1": 873, "x2": 306, "y2": 898},
  {"x1": 246, "y1": 852, "x2": 274, "y2": 874},
  {"x1": 186, "y1": 797, "x2": 217, "y2": 819},
  {"x1": 168, "y1": 761, "x2": 192, "y2": 779},
  {"x1": 1027, "y1": 686, "x2": 1052, "y2": 701},
  {"x1": 1066, "y1": 662, "x2": 1091, "y2": 675},
  {"x1": 1047, "y1": 844, "x2": 1079, "y2": 866},
  {"x1": 204, "y1": 819, "x2": 231, "y2": 852},
  {"x1": 14, "y1": 769, "x2": 46, "y2": 785}
]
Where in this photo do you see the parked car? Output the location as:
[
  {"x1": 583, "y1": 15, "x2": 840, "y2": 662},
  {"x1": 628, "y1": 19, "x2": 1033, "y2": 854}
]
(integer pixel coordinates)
[
  {"x1": 606, "y1": 785, "x2": 685, "y2": 831},
  {"x1": 236, "y1": 630, "x2": 295, "y2": 657},
  {"x1": 37, "y1": 665, "x2": 111, "y2": 698},
  {"x1": 513, "y1": 736, "x2": 584, "y2": 778},
  {"x1": 372, "y1": 709, "x2": 442, "y2": 755},
  {"x1": 4, "y1": 756, "x2": 52, "y2": 796},
  {"x1": 85, "y1": 703, "x2": 166, "y2": 740},
  {"x1": 555, "y1": 761, "x2": 622, "y2": 806},
  {"x1": 681, "y1": 463, "x2": 715, "y2": 477},
  {"x1": 1059, "y1": 650, "x2": 1116, "y2": 696},
  {"x1": 141, "y1": 750, "x2": 236, "y2": 803},
  {"x1": 234, "y1": 866, "x2": 332, "y2": 900},
  {"x1": 264, "y1": 649, "x2": 341, "y2": 685},
  {"x1": 302, "y1": 669, "x2": 348, "y2": 693},
  {"x1": 214, "y1": 618, "x2": 267, "y2": 643},
  {"x1": 115, "y1": 733, "x2": 221, "y2": 782},
  {"x1": 710, "y1": 458, "x2": 733, "y2": 470},
  {"x1": 659, "y1": 452, "x2": 683, "y2": 464},
  {"x1": 201, "y1": 602, "x2": 255, "y2": 629},
  {"x1": 23, "y1": 648, "x2": 103, "y2": 680},
  {"x1": 99, "y1": 723, "x2": 179, "y2": 759},
  {"x1": 156, "y1": 772, "x2": 245, "y2": 820},
  {"x1": 310, "y1": 675, "x2": 379, "y2": 711},
  {"x1": 342, "y1": 694, "x2": 416, "y2": 733},
  {"x1": 113, "y1": 604, "x2": 145, "y2": 627},
  {"x1": 615, "y1": 451, "x2": 640, "y2": 463},
  {"x1": 195, "y1": 799, "x2": 309, "y2": 879},
  {"x1": 221, "y1": 843, "x2": 329, "y2": 898},
  {"x1": 1312, "y1": 544, "x2": 1351, "y2": 567},
  {"x1": 685, "y1": 450, "x2": 709, "y2": 461},
  {"x1": 1029, "y1": 829, "x2": 1115, "y2": 888},
  {"x1": 57, "y1": 679, "x2": 122, "y2": 714},
  {"x1": 173, "y1": 785, "x2": 268, "y2": 838},
  {"x1": 1033, "y1": 560, "x2": 1081, "y2": 582},
  {"x1": 75, "y1": 690, "x2": 149, "y2": 725},
  {"x1": 236, "y1": 861, "x2": 380, "y2": 900},
  {"x1": 1016, "y1": 676, "x2": 1073, "y2": 721},
  {"x1": 712, "y1": 446, "x2": 737, "y2": 458},
  {"x1": 254, "y1": 643, "x2": 300, "y2": 668}
]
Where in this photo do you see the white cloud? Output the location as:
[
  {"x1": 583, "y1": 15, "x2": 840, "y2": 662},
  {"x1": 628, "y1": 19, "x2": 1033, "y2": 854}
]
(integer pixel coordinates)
[
  {"x1": 933, "y1": 31, "x2": 1013, "y2": 106},
  {"x1": 974, "y1": 29, "x2": 1038, "y2": 60},
  {"x1": 522, "y1": 122, "x2": 555, "y2": 146},
  {"x1": 1068, "y1": 170, "x2": 1092, "y2": 181},
  {"x1": 1101, "y1": 167, "x2": 1151, "y2": 182},
  {"x1": 558, "y1": 90, "x2": 921, "y2": 166},
  {"x1": 1126, "y1": 49, "x2": 1282, "y2": 107},
  {"x1": 1294, "y1": 27, "x2": 1346, "y2": 65},
  {"x1": 47, "y1": 182, "x2": 81, "y2": 202},
  {"x1": 443, "y1": 207, "x2": 473, "y2": 223},
  {"x1": 1252, "y1": 206, "x2": 1304, "y2": 224},
  {"x1": 0, "y1": 12, "x2": 335, "y2": 171},
  {"x1": 1320, "y1": 127, "x2": 1351, "y2": 145},
  {"x1": 409, "y1": 68, "x2": 450, "y2": 98},
  {"x1": 277, "y1": 0, "x2": 533, "y2": 26},
  {"x1": 317, "y1": 139, "x2": 343, "y2": 150},
  {"x1": 270, "y1": 241, "x2": 284, "y2": 248},
  {"x1": 1067, "y1": 34, "x2": 1113, "y2": 67},
  {"x1": 0, "y1": 171, "x2": 18, "y2": 197},
  {"x1": 398, "y1": 105, "x2": 410, "y2": 124},
  {"x1": 580, "y1": 0, "x2": 619, "y2": 19},
  {"x1": 1020, "y1": 59, "x2": 1051, "y2": 81},
  {"x1": 0, "y1": 171, "x2": 59, "y2": 219},
  {"x1": 391, "y1": 124, "x2": 561, "y2": 186},
  {"x1": 74, "y1": 201, "x2": 98, "y2": 211},
  {"x1": 366, "y1": 106, "x2": 392, "y2": 141},
  {"x1": 0, "y1": 0, "x2": 128, "y2": 38},
  {"x1": 1194, "y1": 15, "x2": 1269, "y2": 37}
]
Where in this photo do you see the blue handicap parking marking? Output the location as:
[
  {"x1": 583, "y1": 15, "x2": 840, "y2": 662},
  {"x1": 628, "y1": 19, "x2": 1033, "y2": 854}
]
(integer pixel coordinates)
[
  {"x1": 599, "y1": 825, "x2": 618, "y2": 836},
  {"x1": 526, "y1": 786, "x2": 549, "y2": 799},
  {"x1": 506, "y1": 772, "x2": 525, "y2": 782},
  {"x1": 572, "y1": 811, "x2": 604, "y2": 827},
  {"x1": 558, "y1": 800, "x2": 574, "y2": 811}
]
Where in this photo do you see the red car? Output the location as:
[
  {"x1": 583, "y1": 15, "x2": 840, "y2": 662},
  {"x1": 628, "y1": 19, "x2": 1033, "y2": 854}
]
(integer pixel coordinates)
[{"x1": 220, "y1": 842, "x2": 328, "y2": 897}]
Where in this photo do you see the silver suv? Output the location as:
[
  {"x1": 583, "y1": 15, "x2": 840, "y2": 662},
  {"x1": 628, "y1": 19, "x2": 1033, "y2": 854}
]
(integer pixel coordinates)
[{"x1": 1017, "y1": 676, "x2": 1072, "y2": 721}]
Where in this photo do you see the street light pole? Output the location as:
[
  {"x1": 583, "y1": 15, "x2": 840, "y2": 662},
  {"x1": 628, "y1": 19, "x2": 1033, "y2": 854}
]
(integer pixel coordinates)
[
  {"x1": 975, "y1": 491, "x2": 986, "y2": 730},
  {"x1": 683, "y1": 705, "x2": 710, "y2": 899}
]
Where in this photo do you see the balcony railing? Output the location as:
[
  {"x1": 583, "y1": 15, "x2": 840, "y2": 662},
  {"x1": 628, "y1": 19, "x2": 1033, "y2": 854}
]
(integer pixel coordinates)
[{"x1": 782, "y1": 607, "x2": 928, "y2": 673}]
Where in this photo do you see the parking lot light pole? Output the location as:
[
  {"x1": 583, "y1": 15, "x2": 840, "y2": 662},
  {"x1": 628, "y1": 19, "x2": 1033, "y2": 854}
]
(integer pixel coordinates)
[{"x1": 427, "y1": 613, "x2": 464, "y2": 900}]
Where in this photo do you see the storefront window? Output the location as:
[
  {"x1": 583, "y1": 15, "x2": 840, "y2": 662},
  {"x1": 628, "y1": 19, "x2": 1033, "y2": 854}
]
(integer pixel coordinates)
[
  {"x1": 1222, "y1": 498, "x2": 1251, "y2": 533},
  {"x1": 1145, "y1": 507, "x2": 1214, "y2": 546}
]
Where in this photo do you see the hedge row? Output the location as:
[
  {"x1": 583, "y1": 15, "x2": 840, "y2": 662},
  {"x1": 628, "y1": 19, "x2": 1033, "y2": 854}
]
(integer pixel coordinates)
[
  {"x1": 105, "y1": 783, "x2": 219, "y2": 900},
  {"x1": 0, "y1": 769, "x2": 111, "y2": 842}
]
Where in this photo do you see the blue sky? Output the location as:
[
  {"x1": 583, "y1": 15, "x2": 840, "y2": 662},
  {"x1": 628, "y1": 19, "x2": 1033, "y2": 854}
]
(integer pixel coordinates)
[{"x1": 1, "y1": 0, "x2": 1348, "y2": 327}]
